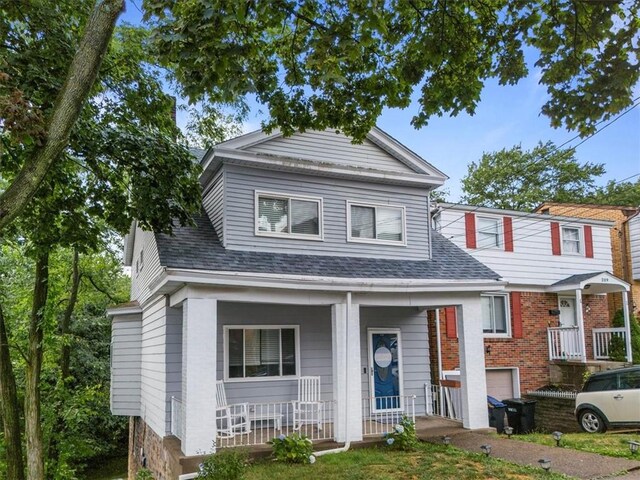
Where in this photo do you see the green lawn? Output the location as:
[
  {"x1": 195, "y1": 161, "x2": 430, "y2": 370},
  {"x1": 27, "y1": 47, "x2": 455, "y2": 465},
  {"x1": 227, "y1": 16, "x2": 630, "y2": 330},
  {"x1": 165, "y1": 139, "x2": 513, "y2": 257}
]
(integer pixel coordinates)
[
  {"x1": 245, "y1": 443, "x2": 572, "y2": 479},
  {"x1": 512, "y1": 432, "x2": 640, "y2": 460}
]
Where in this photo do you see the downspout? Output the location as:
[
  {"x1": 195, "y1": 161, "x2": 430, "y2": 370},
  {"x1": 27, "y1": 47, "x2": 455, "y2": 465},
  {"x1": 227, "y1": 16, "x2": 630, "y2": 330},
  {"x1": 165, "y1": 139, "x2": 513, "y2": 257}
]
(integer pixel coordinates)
[{"x1": 315, "y1": 291, "x2": 352, "y2": 457}]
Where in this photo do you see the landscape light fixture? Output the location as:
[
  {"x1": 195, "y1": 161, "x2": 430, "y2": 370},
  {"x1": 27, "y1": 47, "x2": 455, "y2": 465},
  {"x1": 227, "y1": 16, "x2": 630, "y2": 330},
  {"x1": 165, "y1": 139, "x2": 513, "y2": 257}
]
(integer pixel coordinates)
[
  {"x1": 538, "y1": 458, "x2": 551, "y2": 472},
  {"x1": 480, "y1": 444, "x2": 492, "y2": 457},
  {"x1": 629, "y1": 441, "x2": 640, "y2": 455},
  {"x1": 504, "y1": 426, "x2": 514, "y2": 439},
  {"x1": 552, "y1": 431, "x2": 563, "y2": 447},
  {"x1": 442, "y1": 435, "x2": 451, "y2": 446}
]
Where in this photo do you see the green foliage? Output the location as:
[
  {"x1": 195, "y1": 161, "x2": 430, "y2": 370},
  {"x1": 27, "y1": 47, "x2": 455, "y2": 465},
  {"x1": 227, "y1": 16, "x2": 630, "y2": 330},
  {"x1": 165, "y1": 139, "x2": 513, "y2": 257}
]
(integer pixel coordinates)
[
  {"x1": 586, "y1": 179, "x2": 640, "y2": 208},
  {"x1": 383, "y1": 416, "x2": 419, "y2": 451},
  {"x1": 461, "y1": 142, "x2": 605, "y2": 210},
  {"x1": 197, "y1": 449, "x2": 248, "y2": 480},
  {"x1": 611, "y1": 310, "x2": 640, "y2": 364},
  {"x1": 135, "y1": 467, "x2": 155, "y2": 480},
  {"x1": 145, "y1": 1, "x2": 639, "y2": 140},
  {"x1": 269, "y1": 433, "x2": 314, "y2": 464}
]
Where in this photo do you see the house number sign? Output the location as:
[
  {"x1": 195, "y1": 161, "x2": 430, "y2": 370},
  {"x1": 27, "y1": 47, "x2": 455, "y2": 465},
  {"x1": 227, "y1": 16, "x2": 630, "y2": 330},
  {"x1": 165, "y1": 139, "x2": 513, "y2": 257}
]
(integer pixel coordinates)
[{"x1": 374, "y1": 346, "x2": 393, "y2": 368}]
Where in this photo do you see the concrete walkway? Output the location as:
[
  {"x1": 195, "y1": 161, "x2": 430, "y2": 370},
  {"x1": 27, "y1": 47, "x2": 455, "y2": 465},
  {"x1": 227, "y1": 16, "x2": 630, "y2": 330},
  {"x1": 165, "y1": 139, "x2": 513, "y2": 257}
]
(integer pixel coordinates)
[{"x1": 416, "y1": 417, "x2": 640, "y2": 479}]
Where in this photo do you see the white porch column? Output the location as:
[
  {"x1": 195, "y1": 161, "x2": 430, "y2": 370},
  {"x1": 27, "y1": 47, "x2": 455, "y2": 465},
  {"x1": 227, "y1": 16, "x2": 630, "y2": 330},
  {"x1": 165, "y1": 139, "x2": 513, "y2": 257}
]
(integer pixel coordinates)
[
  {"x1": 331, "y1": 295, "x2": 362, "y2": 443},
  {"x1": 575, "y1": 289, "x2": 587, "y2": 363},
  {"x1": 457, "y1": 298, "x2": 489, "y2": 430},
  {"x1": 622, "y1": 290, "x2": 633, "y2": 363},
  {"x1": 182, "y1": 298, "x2": 217, "y2": 456}
]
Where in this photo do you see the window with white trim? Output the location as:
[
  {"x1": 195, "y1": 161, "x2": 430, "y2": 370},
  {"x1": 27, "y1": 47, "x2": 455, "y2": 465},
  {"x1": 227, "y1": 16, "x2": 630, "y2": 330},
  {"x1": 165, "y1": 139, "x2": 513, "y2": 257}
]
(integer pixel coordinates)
[
  {"x1": 481, "y1": 294, "x2": 510, "y2": 336},
  {"x1": 562, "y1": 226, "x2": 582, "y2": 254},
  {"x1": 477, "y1": 217, "x2": 500, "y2": 248},
  {"x1": 225, "y1": 326, "x2": 298, "y2": 380},
  {"x1": 256, "y1": 192, "x2": 322, "y2": 238},
  {"x1": 348, "y1": 202, "x2": 406, "y2": 244}
]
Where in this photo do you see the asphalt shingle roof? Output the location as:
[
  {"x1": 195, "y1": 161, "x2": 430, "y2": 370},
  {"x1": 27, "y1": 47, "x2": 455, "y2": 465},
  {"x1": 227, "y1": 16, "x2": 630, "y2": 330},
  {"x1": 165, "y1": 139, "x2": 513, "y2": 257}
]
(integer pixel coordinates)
[
  {"x1": 551, "y1": 271, "x2": 608, "y2": 287},
  {"x1": 154, "y1": 213, "x2": 501, "y2": 281}
]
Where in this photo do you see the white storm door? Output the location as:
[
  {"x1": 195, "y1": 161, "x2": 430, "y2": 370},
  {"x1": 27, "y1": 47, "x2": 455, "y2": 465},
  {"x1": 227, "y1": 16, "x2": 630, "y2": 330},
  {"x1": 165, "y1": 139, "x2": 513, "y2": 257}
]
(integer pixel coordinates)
[{"x1": 558, "y1": 297, "x2": 577, "y2": 328}]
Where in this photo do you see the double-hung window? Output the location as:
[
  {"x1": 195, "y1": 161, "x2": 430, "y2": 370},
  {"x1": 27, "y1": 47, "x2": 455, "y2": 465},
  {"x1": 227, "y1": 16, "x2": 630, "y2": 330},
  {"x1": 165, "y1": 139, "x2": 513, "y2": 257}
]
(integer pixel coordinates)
[
  {"x1": 348, "y1": 202, "x2": 406, "y2": 245},
  {"x1": 477, "y1": 217, "x2": 500, "y2": 248},
  {"x1": 255, "y1": 192, "x2": 322, "y2": 239},
  {"x1": 481, "y1": 294, "x2": 510, "y2": 336},
  {"x1": 562, "y1": 226, "x2": 582, "y2": 254},
  {"x1": 225, "y1": 326, "x2": 298, "y2": 380}
]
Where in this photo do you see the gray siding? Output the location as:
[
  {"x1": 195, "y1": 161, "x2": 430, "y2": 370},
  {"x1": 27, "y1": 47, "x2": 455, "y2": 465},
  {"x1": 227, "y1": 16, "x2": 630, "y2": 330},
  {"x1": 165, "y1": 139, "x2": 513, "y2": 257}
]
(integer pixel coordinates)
[
  {"x1": 130, "y1": 227, "x2": 163, "y2": 304},
  {"x1": 224, "y1": 165, "x2": 430, "y2": 260},
  {"x1": 359, "y1": 307, "x2": 430, "y2": 415},
  {"x1": 165, "y1": 305, "x2": 183, "y2": 433},
  {"x1": 245, "y1": 129, "x2": 417, "y2": 173},
  {"x1": 111, "y1": 314, "x2": 142, "y2": 416},
  {"x1": 217, "y1": 302, "x2": 334, "y2": 405},
  {"x1": 140, "y1": 296, "x2": 170, "y2": 435},
  {"x1": 203, "y1": 171, "x2": 225, "y2": 245},
  {"x1": 630, "y1": 215, "x2": 640, "y2": 280}
]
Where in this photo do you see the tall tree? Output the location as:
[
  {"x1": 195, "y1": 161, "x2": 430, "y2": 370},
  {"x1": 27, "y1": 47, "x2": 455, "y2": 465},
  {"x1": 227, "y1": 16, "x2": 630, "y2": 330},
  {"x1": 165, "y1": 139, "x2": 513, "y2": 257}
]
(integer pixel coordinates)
[
  {"x1": 460, "y1": 142, "x2": 605, "y2": 210},
  {"x1": 587, "y1": 179, "x2": 640, "y2": 207},
  {"x1": 146, "y1": 0, "x2": 639, "y2": 141}
]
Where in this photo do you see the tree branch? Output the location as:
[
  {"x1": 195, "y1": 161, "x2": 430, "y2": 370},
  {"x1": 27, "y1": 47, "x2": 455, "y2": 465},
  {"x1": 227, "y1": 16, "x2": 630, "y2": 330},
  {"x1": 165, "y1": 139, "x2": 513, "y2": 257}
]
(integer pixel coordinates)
[{"x1": 83, "y1": 274, "x2": 120, "y2": 303}]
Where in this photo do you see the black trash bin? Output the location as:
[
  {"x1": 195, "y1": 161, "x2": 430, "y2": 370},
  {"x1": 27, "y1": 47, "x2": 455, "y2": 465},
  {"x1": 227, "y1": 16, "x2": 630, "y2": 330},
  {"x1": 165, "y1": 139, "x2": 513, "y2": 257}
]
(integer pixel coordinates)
[
  {"x1": 502, "y1": 398, "x2": 536, "y2": 434},
  {"x1": 487, "y1": 396, "x2": 506, "y2": 433}
]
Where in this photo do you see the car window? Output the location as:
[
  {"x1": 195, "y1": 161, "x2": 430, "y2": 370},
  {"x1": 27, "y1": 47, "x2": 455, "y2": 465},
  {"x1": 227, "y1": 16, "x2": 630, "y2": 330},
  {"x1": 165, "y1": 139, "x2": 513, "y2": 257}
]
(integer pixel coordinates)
[
  {"x1": 584, "y1": 375, "x2": 618, "y2": 392},
  {"x1": 618, "y1": 370, "x2": 640, "y2": 390}
]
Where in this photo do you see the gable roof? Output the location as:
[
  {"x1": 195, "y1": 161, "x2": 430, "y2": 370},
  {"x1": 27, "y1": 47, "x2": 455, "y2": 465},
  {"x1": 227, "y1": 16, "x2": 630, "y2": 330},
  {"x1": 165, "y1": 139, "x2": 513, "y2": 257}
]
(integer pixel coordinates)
[
  {"x1": 153, "y1": 212, "x2": 501, "y2": 282},
  {"x1": 548, "y1": 271, "x2": 629, "y2": 294}
]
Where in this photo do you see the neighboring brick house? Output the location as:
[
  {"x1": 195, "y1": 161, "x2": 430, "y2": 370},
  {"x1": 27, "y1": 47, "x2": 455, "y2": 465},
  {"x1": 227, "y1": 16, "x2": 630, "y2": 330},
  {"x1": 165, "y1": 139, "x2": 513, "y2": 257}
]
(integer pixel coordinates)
[
  {"x1": 432, "y1": 203, "x2": 634, "y2": 398},
  {"x1": 535, "y1": 203, "x2": 640, "y2": 320}
]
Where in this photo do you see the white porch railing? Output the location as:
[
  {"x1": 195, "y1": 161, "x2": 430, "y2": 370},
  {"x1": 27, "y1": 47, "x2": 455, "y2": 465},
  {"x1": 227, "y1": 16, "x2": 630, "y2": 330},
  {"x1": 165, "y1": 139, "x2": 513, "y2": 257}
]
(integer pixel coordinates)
[
  {"x1": 171, "y1": 396, "x2": 185, "y2": 441},
  {"x1": 593, "y1": 327, "x2": 627, "y2": 360},
  {"x1": 217, "y1": 400, "x2": 335, "y2": 448},
  {"x1": 362, "y1": 395, "x2": 416, "y2": 436},
  {"x1": 547, "y1": 327, "x2": 583, "y2": 361},
  {"x1": 426, "y1": 384, "x2": 463, "y2": 421}
]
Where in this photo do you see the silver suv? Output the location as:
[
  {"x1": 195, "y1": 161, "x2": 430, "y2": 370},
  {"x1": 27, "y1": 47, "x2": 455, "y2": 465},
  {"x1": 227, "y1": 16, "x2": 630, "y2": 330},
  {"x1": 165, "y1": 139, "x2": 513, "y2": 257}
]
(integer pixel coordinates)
[{"x1": 575, "y1": 366, "x2": 640, "y2": 433}]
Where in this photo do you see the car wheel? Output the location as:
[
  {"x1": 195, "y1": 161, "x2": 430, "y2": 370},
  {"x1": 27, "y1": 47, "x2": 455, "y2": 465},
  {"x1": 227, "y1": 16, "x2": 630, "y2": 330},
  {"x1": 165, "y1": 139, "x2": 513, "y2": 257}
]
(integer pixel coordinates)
[{"x1": 579, "y1": 409, "x2": 607, "y2": 433}]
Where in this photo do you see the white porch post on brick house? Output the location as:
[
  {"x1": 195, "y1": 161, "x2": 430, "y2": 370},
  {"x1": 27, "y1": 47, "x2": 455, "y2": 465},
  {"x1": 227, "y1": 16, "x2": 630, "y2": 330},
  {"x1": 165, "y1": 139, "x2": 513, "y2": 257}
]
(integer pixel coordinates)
[
  {"x1": 457, "y1": 297, "x2": 489, "y2": 430},
  {"x1": 575, "y1": 289, "x2": 587, "y2": 363},
  {"x1": 181, "y1": 298, "x2": 217, "y2": 456},
  {"x1": 622, "y1": 290, "x2": 633, "y2": 363},
  {"x1": 331, "y1": 294, "x2": 363, "y2": 443}
]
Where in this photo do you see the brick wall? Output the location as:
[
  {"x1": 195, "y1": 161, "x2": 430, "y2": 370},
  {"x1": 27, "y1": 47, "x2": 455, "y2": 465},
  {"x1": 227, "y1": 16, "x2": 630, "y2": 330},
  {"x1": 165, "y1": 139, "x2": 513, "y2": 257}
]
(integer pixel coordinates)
[
  {"x1": 523, "y1": 394, "x2": 580, "y2": 433},
  {"x1": 435, "y1": 292, "x2": 610, "y2": 393},
  {"x1": 538, "y1": 203, "x2": 640, "y2": 320}
]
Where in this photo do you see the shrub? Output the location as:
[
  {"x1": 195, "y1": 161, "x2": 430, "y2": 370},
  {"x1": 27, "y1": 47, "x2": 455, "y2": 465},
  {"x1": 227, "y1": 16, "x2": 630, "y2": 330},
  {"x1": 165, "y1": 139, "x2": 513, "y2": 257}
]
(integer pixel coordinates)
[
  {"x1": 383, "y1": 416, "x2": 419, "y2": 451},
  {"x1": 135, "y1": 468, "x2": 155, "y2": 480},
  {"x1": 611, "y1": 309, "x2": 640, "y2": 364},
  {"x1": 269, "y1": 432, "x2": 314, "y2": 463},
  {"x1": 197, "y1": 449, "x2": 248, "y2": 480}
]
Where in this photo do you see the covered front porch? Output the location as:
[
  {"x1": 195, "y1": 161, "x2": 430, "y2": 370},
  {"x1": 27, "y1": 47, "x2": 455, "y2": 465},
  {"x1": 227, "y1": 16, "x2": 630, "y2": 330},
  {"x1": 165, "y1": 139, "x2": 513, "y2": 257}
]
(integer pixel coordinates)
[
  {"x1": 546, "y1": 272, "x2": 633, "y2": 363},
  {"x1": 165, "y1": 281, "x2": 500, "y2": 456}
]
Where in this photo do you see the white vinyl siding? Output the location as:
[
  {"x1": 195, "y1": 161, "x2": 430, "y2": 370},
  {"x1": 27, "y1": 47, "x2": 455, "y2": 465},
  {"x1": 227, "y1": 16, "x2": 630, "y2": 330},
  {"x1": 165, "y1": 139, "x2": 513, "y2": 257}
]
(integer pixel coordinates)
[
  {"x1": 482, "y1": 294, "x2": 510, "y2": 337},
  {"x1": 437, "y1": 208, "x2": 612, "y2": 286},
  {"x1": 224, "y1": 165, "x2": 429, "y2": 260},
  {"x1": 255, "y1": 191, "x2": 322, "y2": 239},
  {"x1": 562, "y1": 226, "x2": 582, "y2": 254},
  {"x1": 224, "y1": 326, "x2": 300, "y2": 381},
  {"x1": 129, "y1": 227, "x2": 163, "y2": 304},
  {"x1": 244, "y1": 129, "x2": 418, "y2": 173},
  {"x1": 110, "y1": 314, "x2": 142, "y2": 416},
  {"x1": 629, "y1": 215, "x2": 640, "y2": 280}
]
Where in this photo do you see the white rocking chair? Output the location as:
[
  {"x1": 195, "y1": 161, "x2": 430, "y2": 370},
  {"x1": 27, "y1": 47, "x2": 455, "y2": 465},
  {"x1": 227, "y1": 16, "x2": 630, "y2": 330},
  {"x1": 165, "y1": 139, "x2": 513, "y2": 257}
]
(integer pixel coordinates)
[
  {"x1": 216, "y1": 380, "x2": 251, "y2": 437},
  {"x1": 292, "y1": 376, "x2": 323, "y2": 431}
]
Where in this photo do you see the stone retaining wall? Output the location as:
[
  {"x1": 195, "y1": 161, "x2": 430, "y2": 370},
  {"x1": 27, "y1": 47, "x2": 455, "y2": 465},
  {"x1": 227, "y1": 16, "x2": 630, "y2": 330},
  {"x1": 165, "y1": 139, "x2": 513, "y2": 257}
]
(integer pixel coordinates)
[{"x1": 524, "y1": 394, "x2": 580, "y2": 433}]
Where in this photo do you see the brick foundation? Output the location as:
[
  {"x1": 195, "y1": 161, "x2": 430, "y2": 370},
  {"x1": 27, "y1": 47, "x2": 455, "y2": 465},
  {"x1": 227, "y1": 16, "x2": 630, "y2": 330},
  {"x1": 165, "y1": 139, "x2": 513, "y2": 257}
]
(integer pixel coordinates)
[
  {"x1": 433, "y1": 292, "x2": 611, "y2": 393},
  {"x1": 130, "y1": 417, "x2": 184, "y2": 480}
]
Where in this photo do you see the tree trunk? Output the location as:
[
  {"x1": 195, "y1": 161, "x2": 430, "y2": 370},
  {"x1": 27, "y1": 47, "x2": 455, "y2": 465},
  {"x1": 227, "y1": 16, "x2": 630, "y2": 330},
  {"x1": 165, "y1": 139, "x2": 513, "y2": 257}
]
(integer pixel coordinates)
[
  {"x1": 0, "y1": 0, "x2": 125, "y2": 232},
  {"x1": 0, "y1": 304, "x2": 25, "y2": 480},
  {"x1": 60, "y1": 249, "x2": 80, "y2": 380},
  {"x1": 25, "y1": 251, "x2": 50, "y2": 480}
]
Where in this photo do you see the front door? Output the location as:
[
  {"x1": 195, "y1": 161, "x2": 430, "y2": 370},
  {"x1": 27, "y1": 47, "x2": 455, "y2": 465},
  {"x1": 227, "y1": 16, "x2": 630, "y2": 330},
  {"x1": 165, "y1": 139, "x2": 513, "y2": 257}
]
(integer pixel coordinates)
[
  {"x1": 558, "y1": 297, "x2": 577, "y2": 327},
  {"x1": 368, "y1": 329, "x2": 403, "y2": 412}
]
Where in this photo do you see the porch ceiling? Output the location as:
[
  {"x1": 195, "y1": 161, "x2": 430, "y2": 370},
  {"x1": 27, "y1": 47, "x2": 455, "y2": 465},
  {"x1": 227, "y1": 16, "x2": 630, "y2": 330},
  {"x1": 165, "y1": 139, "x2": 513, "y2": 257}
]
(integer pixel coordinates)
[{"x1": 546, "y1": 271, "x2": 629, "y2": 295}]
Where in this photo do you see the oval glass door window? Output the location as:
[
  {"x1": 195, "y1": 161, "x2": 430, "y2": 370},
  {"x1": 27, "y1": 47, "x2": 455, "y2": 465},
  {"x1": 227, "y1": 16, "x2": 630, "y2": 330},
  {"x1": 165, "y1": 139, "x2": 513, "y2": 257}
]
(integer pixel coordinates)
[{"x1": 374, "y1": 346, "x2": 393, "y2": 368}]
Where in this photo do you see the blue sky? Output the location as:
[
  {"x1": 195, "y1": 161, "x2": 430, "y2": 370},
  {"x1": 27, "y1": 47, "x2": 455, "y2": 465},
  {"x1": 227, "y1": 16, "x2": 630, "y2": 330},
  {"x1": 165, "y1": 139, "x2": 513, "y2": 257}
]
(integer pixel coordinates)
[{"x1": 122, "y1": 2, "x2": 640, "y2": 202}]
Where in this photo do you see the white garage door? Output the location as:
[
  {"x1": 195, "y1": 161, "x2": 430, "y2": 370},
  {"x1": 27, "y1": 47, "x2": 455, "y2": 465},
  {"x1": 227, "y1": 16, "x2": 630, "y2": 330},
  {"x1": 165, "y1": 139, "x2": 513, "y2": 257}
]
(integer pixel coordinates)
[{"x1": 486, "y1": 369, "x2": 515, "y2": 401}]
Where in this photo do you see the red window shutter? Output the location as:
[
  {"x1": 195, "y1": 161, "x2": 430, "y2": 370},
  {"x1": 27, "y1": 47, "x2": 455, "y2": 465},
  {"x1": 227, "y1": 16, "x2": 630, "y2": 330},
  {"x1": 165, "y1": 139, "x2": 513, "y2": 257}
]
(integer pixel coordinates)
[
  {"x1": 550, "y1": 222, "x2": 561, "y2": 256},
  {"x1": 444, "y1": 307, "x2": 457, "y2": 339},
  {"x1": 584, "y1": 225, "x2": 594, "y2": 258},
  {"x1": 465, "y1": 212, "x2": 476, "y2": 249},
  {"x1": 511, "y1": 292, "x2": 523, "y2": 339},
  {"x1": 503, "y1": 216, "x2": 514, "y2": 252}
]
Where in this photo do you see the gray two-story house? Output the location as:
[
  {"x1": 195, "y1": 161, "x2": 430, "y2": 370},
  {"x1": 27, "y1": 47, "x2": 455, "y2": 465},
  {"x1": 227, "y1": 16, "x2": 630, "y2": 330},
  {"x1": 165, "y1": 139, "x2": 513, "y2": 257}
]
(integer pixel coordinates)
[{"x1": 109, "y1": 128, "x2": 503, "y2": 478}]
